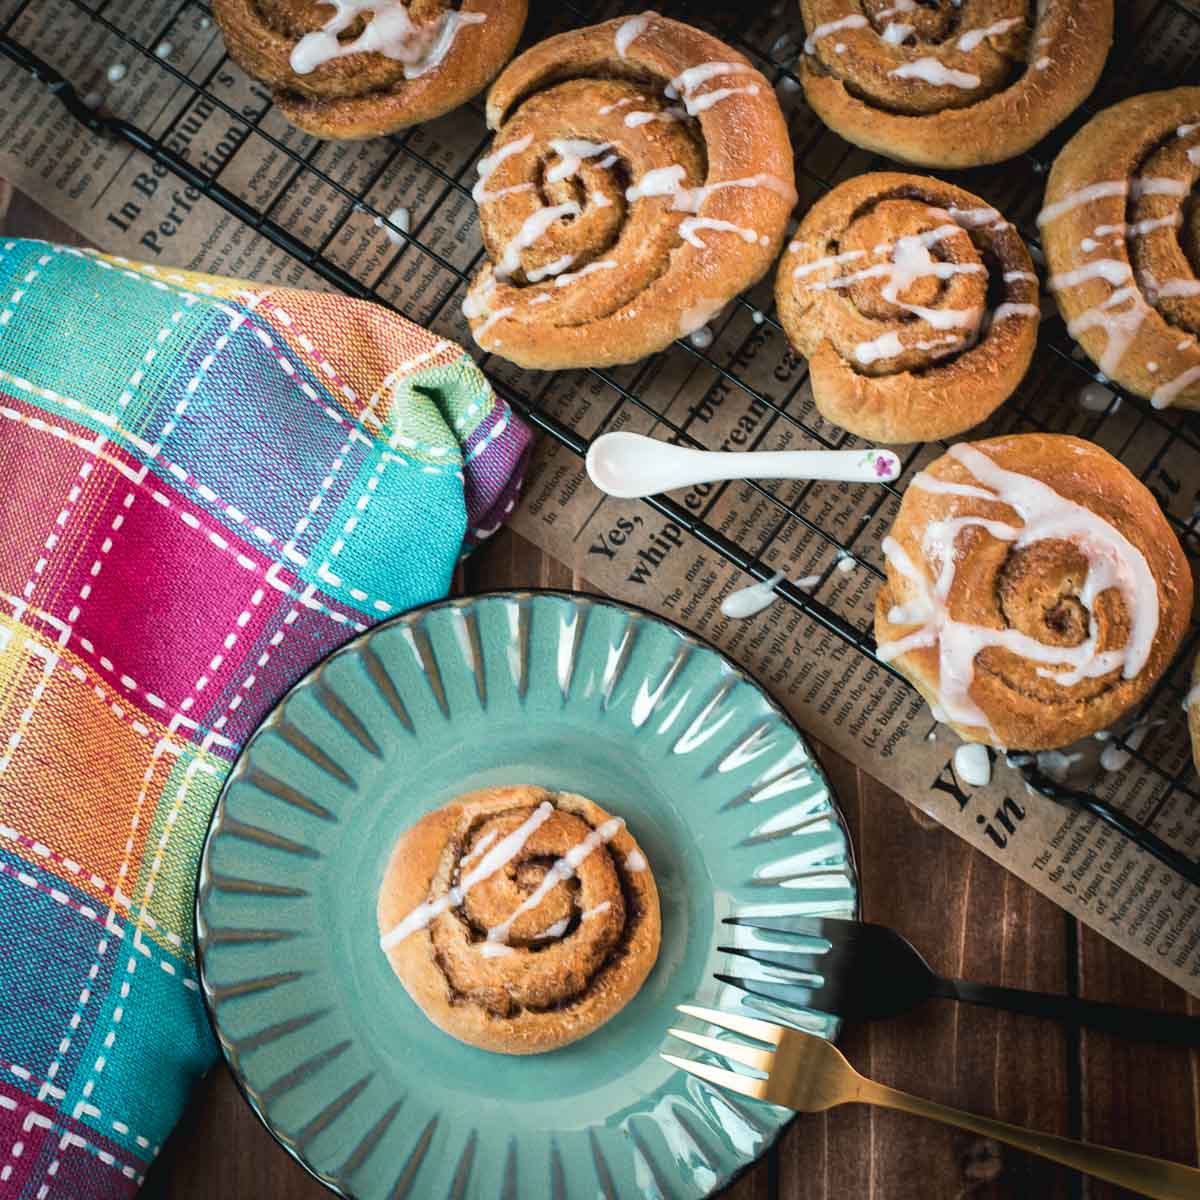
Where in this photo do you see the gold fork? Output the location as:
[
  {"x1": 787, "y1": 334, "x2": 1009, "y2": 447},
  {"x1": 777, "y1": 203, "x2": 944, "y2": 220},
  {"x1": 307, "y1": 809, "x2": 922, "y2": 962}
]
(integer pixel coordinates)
[{"x1": 664, "y1": 1005, "x2": 1200, "y2": 1199}]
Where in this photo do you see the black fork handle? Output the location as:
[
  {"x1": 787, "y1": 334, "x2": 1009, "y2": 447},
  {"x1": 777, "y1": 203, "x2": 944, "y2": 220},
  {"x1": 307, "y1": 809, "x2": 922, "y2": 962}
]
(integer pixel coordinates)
[{"x1": 931, "y1": 977, "x2": 1200, "y2": 1047}]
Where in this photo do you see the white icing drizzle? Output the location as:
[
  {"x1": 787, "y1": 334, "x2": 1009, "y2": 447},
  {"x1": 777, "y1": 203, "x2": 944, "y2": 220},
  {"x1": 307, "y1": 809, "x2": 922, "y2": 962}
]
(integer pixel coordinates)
[
  {"x1": 486, "y1": 817, "x2": 626, "y2": 945},
  {"x1": 625, "y1": 167, "x2": 794, "y2": 216},
  {"x1": 473, "y1": 134, "x2": 533, "y2": 204},
  {"x1": 473, "y1": 306, "x2": 512, "y2": 340},
  {"x1": 879, "y1": 444, "x2": 1160, "y2": 735},
  {"x1": 533, "y1": 917, "x2": 570, "y2": 940},
  {"x1": 526, "y1": 254, "x2": 576, "y2": 283},
  {"x1": 1036, "y1": 749, "x2": 1084, "y2": 781},
  {"x1": 956, "y1": 17, "x2": 1022, "y2": 51},
  {"x1": 1063, "y1": 286, "x2": 1144, "y2": 375},
  {"x1": 1037, "y1": 181, "x2": 1128, "y2": 226},
  {"x1": 945, "y1": 204, "x2": 1001, "y2": 228},
  {"x1": 583, "y1": 900, "x2": 614, "y2": 919},
  {"x1": 615, "y1": 12, "x2": 652, "y2": 57},
  {"x1": 993, "y1": 302, "x2": 1039, "y2": 321},
  {"x1": 625, "y1": 107, "x2": 688, "y2": 127},
  {"x1": 1159, "y1": 279, "x2": 1200, "y2": 298},
  {"x1": 1034, "y1": 56, "x2": 1051, "y2": 69},
  {"x1": 460, "y1": 828, "x2": 498, "y2": 867},
  {"x1": 599, "y1": 98, "x2": 633, "y2": 115},
  {"x1": 891, "y1": 59, "x2": 981, "y2": 89},
  {"x1": 496, "y1": 203, "x2": 580, "y2": 279},
  {"x1": 804, "y1": 15, "x2": 868, "y2": 53},
  {"x1": 882, "y1": 22, "x2": 914, "y2": 45},
  {"x1": 591, "y1": 191, "x2": 612, "y2": 209},
  {"x1": 1131, "y1": 177, "x2": 1188, "y2": 199},
  {"x1": 855, "y1": 330, "x2": 905, "y2": 364},
  {"x1": 680, "y1": 217, "x2": 760, "y2": 247},
  {"x1": 953, "y1": 742, "x2": 992, "y2": 787},
  {"x1": 290, "y1": 2, "x2": 485, "y2": 77},
  {"x1": 683, "y1": 85, "x2": 761, "y2": 115},
  {"x1": 546, "y1": 138, "x2": 611, "y2": 184},
  {"x1": 721, "y1": 570, "x2": 785, "y2": 618},
  {"x1": 625, "y1": 165, "x2": 687, "y2": 203},
  {"x1": 380, "y1": 802, "x2": 555, "y2": 949},
  {"x1": 555, "y1": 259, "x2": 617, "y2": 287},
  {"x1": 1004, "y1": 270, "x2": 1038, "y2": 284},
  {"x1": 793, "y1": 249, "x2": 865, "y2": 279},
  {"x1": 1151, "y1": 364, "x2": 1200, "y2": 409},
  {"x1": 479, "y1": 942, "x2": 514, "y2": 957},
  {"x1": 665, "y1": 62, "x2": 757, "y2": 98},
  {"x1": 625, "y1": 850, "x2": 648, "y2": 872}
]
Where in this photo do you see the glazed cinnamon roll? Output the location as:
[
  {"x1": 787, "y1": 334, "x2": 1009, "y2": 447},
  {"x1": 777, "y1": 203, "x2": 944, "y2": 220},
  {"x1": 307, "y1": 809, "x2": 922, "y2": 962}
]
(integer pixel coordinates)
[
  {"x1": 212, "y1": 0, "x2": 527, "y2": 139},
  {"x1": 876, "y1": 434, "x2": 1192, "y2": 751},
  {"x1": 377, "y1": 785, "x2": 660, "y2": 1054},
  {"x1": 798, "y1": 0, "x2": 1112, "y2": 168},
  {"x1": 462, "y1": 13, "x2": 796, "y2": 369},
  {"x1": 776, "y1": 172, "x2": 1039, "y2": 443},
  {"x1": 1041, "y1": 88, "x2": 1200, "y2": 411}
]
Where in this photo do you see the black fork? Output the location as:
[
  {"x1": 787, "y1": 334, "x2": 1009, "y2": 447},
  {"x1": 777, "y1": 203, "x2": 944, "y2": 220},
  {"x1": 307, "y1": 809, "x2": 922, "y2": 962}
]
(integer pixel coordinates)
[{"x1": 720, "y1": 915, "x2": 1200, "y2": 1047}]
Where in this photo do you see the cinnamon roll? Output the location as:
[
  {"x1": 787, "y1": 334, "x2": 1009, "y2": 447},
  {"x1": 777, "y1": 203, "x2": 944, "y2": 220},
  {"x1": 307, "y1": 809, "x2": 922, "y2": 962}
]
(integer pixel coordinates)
[
  {"x1": 776, "y1": 172, "x2": 1039, "y2": 443},
  {"x1": 1041, "y1": 88, "x2": 1200, "y2": 410},
  {"x1": 212, "y1": 0, "x2": 527, "y2": 139},
  {"x1": 875, "y1": 434, "x2": 1192, "y2": 750},
  {"x1": 377, "y1": 785, "x2": 660, "y2": 1054},
  {"x1": 462, "y1": 13, "x2": 796, "y2": 369},
  {"x1": 798, "y1": 0, "x2": 1112, "y2": 168}
]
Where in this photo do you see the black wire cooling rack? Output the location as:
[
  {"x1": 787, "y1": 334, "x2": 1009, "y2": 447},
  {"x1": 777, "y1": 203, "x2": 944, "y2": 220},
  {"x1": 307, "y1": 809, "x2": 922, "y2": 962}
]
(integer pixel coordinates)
[{"x1": 1, "y1": 0, "x2": 1199, "y2": 885}]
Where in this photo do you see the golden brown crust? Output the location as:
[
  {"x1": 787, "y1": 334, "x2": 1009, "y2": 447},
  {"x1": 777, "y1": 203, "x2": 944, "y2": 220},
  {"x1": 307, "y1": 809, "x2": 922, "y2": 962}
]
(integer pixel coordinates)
[
  {"x1": 1041, "y1": 87, "x2": 1200, "y2": 410},
  {"x1": 376, "y1": 785, "x2": 660, "y2": 1055},
  {"x1": 798, "y1": 0, "x2": 1112, "y2": 168},
  {"x1": 874, "y1": 434, "x2": 1192, "y2": 750},
  {"x1": 775, "y1": 172, "x2": 1038, "y2": 443},
  {"x1": 212, "y1": 0, "x2": 526, "y2": 139},
  {"x1": 463, "y1": 14, "x2": 795, "y2": 369}
]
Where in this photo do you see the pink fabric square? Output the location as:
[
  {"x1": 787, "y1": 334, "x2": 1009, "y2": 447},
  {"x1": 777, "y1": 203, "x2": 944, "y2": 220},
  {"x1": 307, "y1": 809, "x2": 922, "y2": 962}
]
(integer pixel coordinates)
[{"x1": 63, "y1": 479, "x2": 281, "y2": 727}]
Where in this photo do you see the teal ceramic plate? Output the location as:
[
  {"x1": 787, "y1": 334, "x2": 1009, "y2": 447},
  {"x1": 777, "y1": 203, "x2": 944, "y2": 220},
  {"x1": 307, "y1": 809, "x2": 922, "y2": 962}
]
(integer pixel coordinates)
[{"x1": 196, "y1": 591, "x2": 857, "y2": 1199}]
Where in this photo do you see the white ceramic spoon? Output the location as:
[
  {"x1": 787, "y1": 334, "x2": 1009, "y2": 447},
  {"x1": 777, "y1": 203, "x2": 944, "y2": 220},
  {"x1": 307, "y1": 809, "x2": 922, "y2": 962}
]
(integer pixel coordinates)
[{"x1": 586, "y1": 432, "x2": 902, "y2": 499}]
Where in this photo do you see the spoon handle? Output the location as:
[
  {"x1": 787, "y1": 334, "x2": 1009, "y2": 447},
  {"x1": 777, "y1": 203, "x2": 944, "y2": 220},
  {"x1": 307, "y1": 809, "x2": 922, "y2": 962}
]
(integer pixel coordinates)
[{"x1": 691, "y1": 447, "x2": 899, "y2": 485}]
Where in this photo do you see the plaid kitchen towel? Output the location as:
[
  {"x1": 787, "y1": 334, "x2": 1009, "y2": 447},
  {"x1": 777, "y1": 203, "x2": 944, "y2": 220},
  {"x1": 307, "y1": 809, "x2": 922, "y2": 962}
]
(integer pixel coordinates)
[{"x1": 0, "y1": 239, "x2": 532, "y2": 1198}]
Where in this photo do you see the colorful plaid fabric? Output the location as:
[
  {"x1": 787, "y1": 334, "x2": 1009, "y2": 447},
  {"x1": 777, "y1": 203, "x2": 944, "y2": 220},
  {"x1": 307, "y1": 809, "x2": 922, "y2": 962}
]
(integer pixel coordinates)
[{"x1": 0, "y1": 239, "x2": 532, "y2": 1198}]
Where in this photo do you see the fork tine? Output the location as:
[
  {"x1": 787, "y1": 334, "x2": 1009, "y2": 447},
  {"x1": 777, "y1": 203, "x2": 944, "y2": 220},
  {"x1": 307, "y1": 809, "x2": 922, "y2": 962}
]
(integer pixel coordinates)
[
  {"x1": 715, "y1": 973, "x2": 830, "y2": 1012},
  {"x1": 660, "y1": 1053, "x2": 771, "y2": 1101},
  {"x1": 676, "y1": 1003, "x2": 786, "y2": 1045},
  {"x1": 723, "y1": 914, "x2": 828, "y2": 937},
  {"x1": 666, "y1": 1027, "x2": 774, "y2": 1073},
  {"x1": 717, "y1": 945, "x2": 825, "y2": 975}
]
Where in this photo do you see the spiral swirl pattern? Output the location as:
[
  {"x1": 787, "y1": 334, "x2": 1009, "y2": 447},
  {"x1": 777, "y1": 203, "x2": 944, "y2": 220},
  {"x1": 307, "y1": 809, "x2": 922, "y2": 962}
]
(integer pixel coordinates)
[
  {"x1": 875, "y1": 434, "x2": 1192, "y2": 751},
  {"x1": 1041, "y1": 88, "x2": 1200, "y2": 410},
  {"x1": 463, "y1": 14, "x2": 796, "y2": 369},
  {"x1": 212, "y1": 0, "x2": 526, "y2": 138},
  {"x1": 377, "y1": 786, "x2": 660, "y2": 1054},
  {"x1": 798, "y1": 0, "x2": 1112, "y2": 168},
  {"x1": 776, "y1": 172, "x2": 1038, "y2": 442}
]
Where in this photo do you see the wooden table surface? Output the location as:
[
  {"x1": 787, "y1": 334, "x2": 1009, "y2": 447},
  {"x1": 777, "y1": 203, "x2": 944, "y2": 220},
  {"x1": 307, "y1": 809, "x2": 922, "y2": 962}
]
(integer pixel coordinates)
[{"x1": 4, "y1": 188, "x2": 1198, "y2": 1200}]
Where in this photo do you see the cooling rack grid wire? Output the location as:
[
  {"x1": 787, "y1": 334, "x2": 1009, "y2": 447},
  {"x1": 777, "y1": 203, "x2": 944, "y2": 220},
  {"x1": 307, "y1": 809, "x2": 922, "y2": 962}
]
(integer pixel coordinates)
[{"x1": 1, "y1": 0, "x2": 1198, "y2": 883}]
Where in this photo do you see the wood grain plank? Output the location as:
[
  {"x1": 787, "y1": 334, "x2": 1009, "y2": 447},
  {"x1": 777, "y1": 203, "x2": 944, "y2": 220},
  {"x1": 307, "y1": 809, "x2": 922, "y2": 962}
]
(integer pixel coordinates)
[
  {"x1": 1075, "y1": 924, "x2": 1200, "y2": 1200},
  {"x1": 780, "y1": 759, "x2": 1075, "y2": 1200}
]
